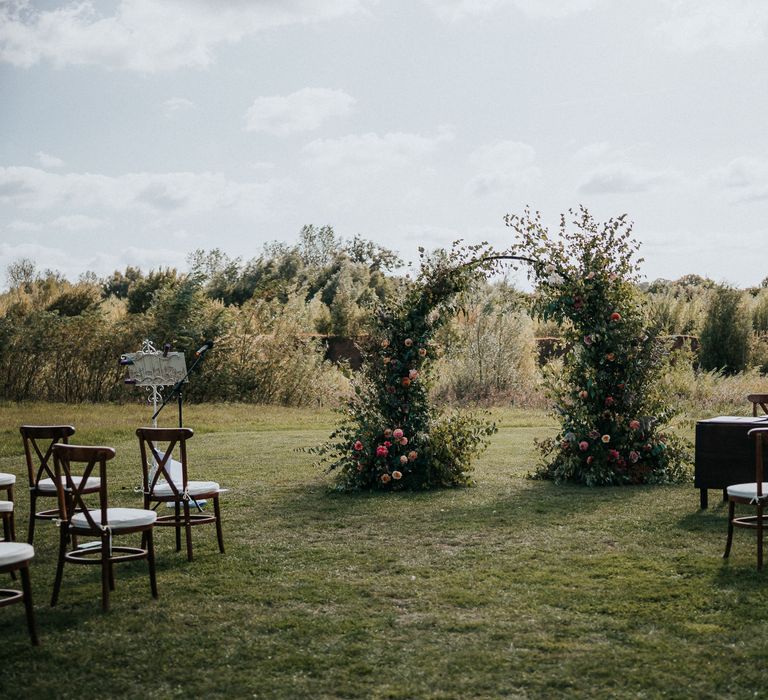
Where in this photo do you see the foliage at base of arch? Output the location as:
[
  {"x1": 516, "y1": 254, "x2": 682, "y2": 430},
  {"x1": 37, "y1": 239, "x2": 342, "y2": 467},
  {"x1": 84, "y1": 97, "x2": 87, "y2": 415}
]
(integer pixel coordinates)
[
  {"x1": 507, "y1": 206, "x2": 690, "y2": 486},
  {"x1": 312, "y1": 244, "x2": 500, "y2": 491}
]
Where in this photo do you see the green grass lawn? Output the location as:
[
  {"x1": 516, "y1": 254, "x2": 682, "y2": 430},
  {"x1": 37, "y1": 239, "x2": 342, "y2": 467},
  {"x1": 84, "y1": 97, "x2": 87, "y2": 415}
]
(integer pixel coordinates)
[{"x1": 0, "y1": 402, "x2": 764, "y2": 699}]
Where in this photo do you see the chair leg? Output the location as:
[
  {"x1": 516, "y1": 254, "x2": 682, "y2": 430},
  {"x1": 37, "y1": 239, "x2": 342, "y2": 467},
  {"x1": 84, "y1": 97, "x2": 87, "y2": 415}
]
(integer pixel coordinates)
[
  {"x1": 758, "y1": 505, "x2": 764, "y2": 571},
  {"x1": 20, "y1": 565, "x2": 39, "y2": 646},
  {"x1": 2, "y1": 516, "x2": 17, "y2": 581},
  {"x1": 101, "y1": 537, "x2": 110, "y2": 612},
  {"x1": 724, "y1": 500, "x2": 736, "y2": 559},
  {"x1": 183, "y1": 500, "x2": 193, "y2": 562},
  {"x1": 50, "y1": 527, "x2": 68, "y2": 607},
  {"x1": 213, "y1": 495, "x2": 224, "y2": 553},
  {"x1": 27, "y1": 494, "x2": 36, "y2": 544},
  {"x1": 146, "y1": 529, "x2": 158, "y2": 599},
  {"x1": 175, "y1": 502, "x2": 182, "y2": 552},
  {"x1": 8, "y1": 484, "x2": 15, "y2": 541},
  {"x1": 108, "y1": 562, "x2": 116, "y2": 591}
]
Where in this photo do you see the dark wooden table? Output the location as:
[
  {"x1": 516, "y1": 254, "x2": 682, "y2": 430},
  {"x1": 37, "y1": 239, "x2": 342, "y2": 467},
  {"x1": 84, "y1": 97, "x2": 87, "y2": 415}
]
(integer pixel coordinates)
[{"x1": 695, "y1": 416, "x2": 768, "y2": 508}]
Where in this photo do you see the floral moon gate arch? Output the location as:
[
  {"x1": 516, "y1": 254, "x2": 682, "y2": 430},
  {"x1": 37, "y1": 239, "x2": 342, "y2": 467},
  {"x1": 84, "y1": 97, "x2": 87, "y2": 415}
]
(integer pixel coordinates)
[{"x1": 316, "y1": 208, "x2": 687, "y2": 491}]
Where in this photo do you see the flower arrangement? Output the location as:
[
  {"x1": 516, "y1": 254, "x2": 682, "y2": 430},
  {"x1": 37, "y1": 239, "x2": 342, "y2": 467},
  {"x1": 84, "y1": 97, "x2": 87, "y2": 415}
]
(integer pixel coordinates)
[
  {"x1": 506, "y1": 206, "x2": 690, "y2": 485},
  {"x1": 313, "y1": 244, "x2": 498, "y2": 491}
]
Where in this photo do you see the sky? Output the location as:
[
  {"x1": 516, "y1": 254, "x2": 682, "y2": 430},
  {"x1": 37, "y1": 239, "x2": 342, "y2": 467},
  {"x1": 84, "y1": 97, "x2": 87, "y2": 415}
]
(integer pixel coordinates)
[{"x1": 1, "y1": 0, "x2": 767, "y2": 290}]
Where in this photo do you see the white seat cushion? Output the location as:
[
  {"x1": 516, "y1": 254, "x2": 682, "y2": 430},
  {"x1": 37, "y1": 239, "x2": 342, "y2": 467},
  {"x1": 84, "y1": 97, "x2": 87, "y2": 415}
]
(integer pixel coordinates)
[
  {"x1": 71, "y1": 507, "x2": 157, "y2": 531},
  {"x1": 37, "y1": 475, "x2": 101, "y2": 494},
  {"x1": 0, "y1": 501, "x2": 13, "y2": 513},
  {"x1": 0, "y1": 542, "x2": 34, "y2": 567},
  {"x1": 727, "y1": 482, "x2": 768, "y2": 500},
  {"x1": 0, "y1": 472, "x2": 16, "y2": 487},
  {"x1": 152, "y1": 480, "x2": 220, "y2": 498}
]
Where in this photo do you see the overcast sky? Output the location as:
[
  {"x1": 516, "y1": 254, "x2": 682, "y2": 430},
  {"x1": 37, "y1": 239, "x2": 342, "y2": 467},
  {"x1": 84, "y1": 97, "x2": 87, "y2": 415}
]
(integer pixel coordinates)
[{"x1": 1, "y1": 0, "x2": 767, "y2": 290}]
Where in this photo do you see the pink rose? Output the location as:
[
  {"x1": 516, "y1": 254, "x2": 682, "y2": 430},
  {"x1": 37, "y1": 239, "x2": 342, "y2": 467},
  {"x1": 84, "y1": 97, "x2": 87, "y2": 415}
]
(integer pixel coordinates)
[
  {"x1": 578, "y1": 390, "x2": 588, "y2": 400},
  {"x1": 409, "y1": 369, "x2": 418, "y2": 380},
  {"x1": 629, "y1": 451, "x2": 640, "y2": 463},
  {"x1": 383, "y1": 428, "x2": 393, "y2": 438},
  {"x1": 610, "y1": 312, "x2": 621, "y2": 321},
  {"x1": 393, "y1": 428, "x2": 404, "y2": 439},
  {"x1": 605, "y1": 396, "x2": 615, "y2": 407},
  {"x1": 353, "y1": 441, "x2": 363, "y2": 451},
  {"x1": 400, "y1": 437, "x2": 408, "y2": 446},
  {"x1": 400, "y1": 455, "x2": 408, "y2": 465},
  {"x1": 418, "y1": 348, "x2": 427, "y2": 357},
  {"x1": 584, "y1": 335, "x2": 593, "y2": 346},
  {"x1": 384, "y1": 441, "x2": 391, "y2": 448},
  {"x1": 381, "y1": 473, "x2": 391, "y2": 484},
  {"x1": 629, "y1": 420, "x2": 640, "y2": 430},
  {"x1": 404, "y1": 338, "x2": 413, "y2": 347},
  {"x1": 579, "y1": 441, "x2": 589, "y2": 452},
  {"x1": 589, "y1": 430, "x2": 600, "y2": 439},
  {"x1": 586, "y1": 456, "x2": 594, "y2": 465},
  {"x1": 608, "y1": 449, "x2": 620, "y2": 460},
  {"x1": 408, "y1": 451, "x2": 418, "y2": 462},
  {"x1": 376, "y1": 445, "x2": 388, "y2": 458}
]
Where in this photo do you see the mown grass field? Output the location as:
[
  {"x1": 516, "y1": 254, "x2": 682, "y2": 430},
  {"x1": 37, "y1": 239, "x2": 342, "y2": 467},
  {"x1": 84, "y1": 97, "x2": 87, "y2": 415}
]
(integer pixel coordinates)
[{"x1": 0, "y1": 402, "x2": 764, "y2": 699}]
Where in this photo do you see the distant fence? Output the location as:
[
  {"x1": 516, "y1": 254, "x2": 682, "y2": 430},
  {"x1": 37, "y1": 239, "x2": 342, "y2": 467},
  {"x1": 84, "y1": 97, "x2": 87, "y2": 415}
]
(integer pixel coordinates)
[{"x1": 317, "y1": 335, "x2": 700, "y2": 371}]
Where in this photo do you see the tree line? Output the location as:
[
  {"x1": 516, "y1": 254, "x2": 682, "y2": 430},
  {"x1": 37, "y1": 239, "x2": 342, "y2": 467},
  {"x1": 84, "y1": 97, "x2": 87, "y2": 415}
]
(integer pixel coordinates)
[{"x1": 1, "y1": 226, "x2": 766, "y2": 405}]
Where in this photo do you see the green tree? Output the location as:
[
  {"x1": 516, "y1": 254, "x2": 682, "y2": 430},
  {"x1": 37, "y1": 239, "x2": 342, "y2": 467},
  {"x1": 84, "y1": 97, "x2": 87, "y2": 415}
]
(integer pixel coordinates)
[{"x1": 699, "y1": 286, "x2": 751, "y2": 374}]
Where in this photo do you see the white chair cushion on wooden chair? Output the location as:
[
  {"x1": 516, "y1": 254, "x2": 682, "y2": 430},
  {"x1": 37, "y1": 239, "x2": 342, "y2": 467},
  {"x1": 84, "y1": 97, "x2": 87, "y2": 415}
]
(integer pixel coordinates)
[
  {"x1": 37, "y1": 475, "x2": 101, "y2": 493},
  {"x1": 0, "y1": 542, "x2": 34, "y2": 567},
  {"x1": 727, "y1": 482, "x2": 768, "y2": 500},
  {"x1": 152, "y1": 480, "x2": 220, "y2": 498},
  {"x1": 71, "y1": 507, "x2": 157, "y2": 531},
  {"x1": 0, "y1": 472, "x2": 16, "y2": 486},
  {"x1": 0, "y1": 501, "x2": 13, "y2": 513}
]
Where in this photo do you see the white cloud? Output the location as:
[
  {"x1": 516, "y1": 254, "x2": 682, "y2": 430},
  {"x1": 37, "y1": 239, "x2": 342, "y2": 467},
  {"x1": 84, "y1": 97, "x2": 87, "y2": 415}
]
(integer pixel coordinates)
[
  {"x1": 465, "y1": 140, "x2": 541, "y2": 197},
  {"x1": 302, "y1": 126, "x2": 454, "y2": 170},
  {"x1": 424, "y1": 0, "x2": 598, "y2": 22},
  {"x1": 245, "y1": 88, "x2": 356, "y2": 135},
  {"x1": 0, "y1": 166, "x2": 278, "y2": 215},
  {"x1": 163, "y1": 97, "x2": 195, "y2": 118},
  {"x1": 708, "y1": 156, "x2": 768, "y2": 202},
  {"x1": 36, "y1": 151, "x2": 64, "y2": 168},
  {"x1": 0, "y1": 0, "x2": 368, "y2": 72},
  {"x1": 656, "y1": 0, "x2": 768, "y2": 51},
  {"x1": 578, "y1": 163, "x2": 674, "y2": 194}
]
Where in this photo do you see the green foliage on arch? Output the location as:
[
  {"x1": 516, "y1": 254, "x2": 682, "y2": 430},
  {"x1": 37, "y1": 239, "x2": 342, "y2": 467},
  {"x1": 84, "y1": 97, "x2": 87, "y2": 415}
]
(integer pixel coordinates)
[
  {"x1": 314, "y1": 243, "x2": 501, "y2": 491},
  {"x1": 507, "y1": 206, "x2": 690, "y2": 486}
]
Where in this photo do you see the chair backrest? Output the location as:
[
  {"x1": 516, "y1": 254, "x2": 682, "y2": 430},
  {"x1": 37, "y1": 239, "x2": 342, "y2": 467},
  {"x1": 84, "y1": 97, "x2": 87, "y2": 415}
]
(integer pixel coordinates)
[
  {"x1": 136, "y1": 427, "x2": 194, "y2": 498},
  {"x1": 51, "y1": 444, "x2": 114, "y2": 530},
  {"x1": 748, "y1": 427, "x2": 768, "y2": 499},
  {"x1": 20, "y1": 425, "x2": 76, "y2": 489},
  {"x1": 747, "y1": 394, "x2": 768, "y2": 417}
]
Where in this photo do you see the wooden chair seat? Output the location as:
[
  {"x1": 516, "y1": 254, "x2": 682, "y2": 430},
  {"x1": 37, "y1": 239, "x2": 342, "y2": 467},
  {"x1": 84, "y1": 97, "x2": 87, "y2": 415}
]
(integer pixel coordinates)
[
  {"x1": 724, "y1": 427, "x2": 768, "y2": 569},
  {"x1": 36, "y1": 475, "x2": 101, "y2": 494},
  {"x1": 0, "y1": 541, "x2": 38, "y2": 645},
  {"x1": 51, "y1": 444, "x2": 158, "y2": 611},
  {"x1": 71, "y1": 507, "x2": 157, "y2": 531},
  {"x1": 152, "y1": 480, "x2": 220, "y2": 499},
  {"x1": 20, "y1": 425, "x2": 76, "y2": 544},
  {"x1": 137, "y1": 427, "x2": 225, "y2": 562},
  {"x1": 0, "y1": 473, "x2": 16, "y2": 487}
]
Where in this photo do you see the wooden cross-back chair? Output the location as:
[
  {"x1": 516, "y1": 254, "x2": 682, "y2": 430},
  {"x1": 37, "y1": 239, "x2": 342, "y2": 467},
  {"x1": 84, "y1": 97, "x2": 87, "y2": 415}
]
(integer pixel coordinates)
[
  {"x1": 51, "y1": 444, "x2": 158, "y2": 611},
  {"x1": 136, "y1": 427, "x2": 224, "y2": 562},
  {"x1": 19, "y1": 425, "x2": 100, "y2": 545},
  {"x1": 747, "y1": 394, "x2": 768, "y2": 417},
  {"x1": 0, "y1": 542, "x2": 39, "y2": 645},
  {"x1": 724, "y1": 427, "x2": 768, "y2": 569}
]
